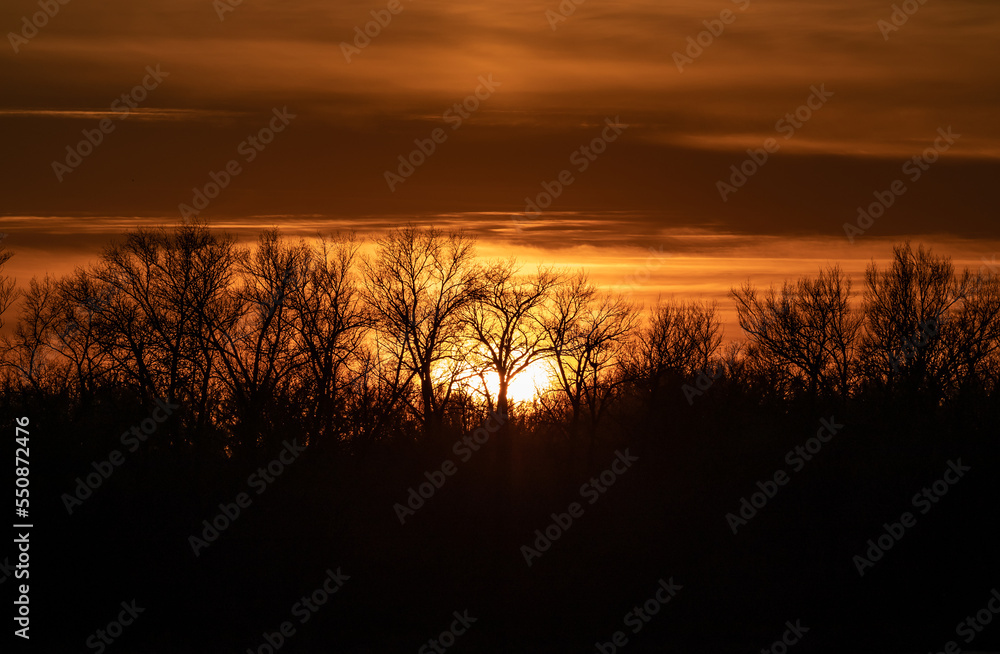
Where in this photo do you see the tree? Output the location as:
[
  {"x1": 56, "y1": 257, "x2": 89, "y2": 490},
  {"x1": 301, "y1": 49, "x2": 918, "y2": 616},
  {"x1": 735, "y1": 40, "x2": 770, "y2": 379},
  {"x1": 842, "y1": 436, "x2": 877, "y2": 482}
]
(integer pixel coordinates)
[
  {"x1": 462, "y1": 258, "x2": 559, "y2": 420},
  {"x1": 94, "y1": 222, "x2": 238, "y2": 450},
  {"x1": 945, "y1": 271, "x2": 1000, "y2": 395},
  {"x1": 861, "y1": 243, "x2": 997, "y2": 400},
  {"x1": 197, "y1": 228, "x2": 304, "y2": 460},
  {"x1": 733, "y1": 265, "x2": 863, "y2": 400},
  {"x1": 623, "y1": 299, "x2": 722, "y2": 406},
  {"x1": 286, "y1": 233, "x2": 371, "y2": 445},
  {"x1": 2, "y1": 276, "x2": 60, "y2": 394},
  {"x1": 540, "y1": 272, "x2": 639, "y2": 447},
  {"x1": 50, "y1": 269, "x2": 116, "y2": 402},
  {"x1": 361, "y1": 226, "x2": 481, "y2": 436},
  {"x1": 0, "y1": 238, "x2": 17, "y2": 331}
]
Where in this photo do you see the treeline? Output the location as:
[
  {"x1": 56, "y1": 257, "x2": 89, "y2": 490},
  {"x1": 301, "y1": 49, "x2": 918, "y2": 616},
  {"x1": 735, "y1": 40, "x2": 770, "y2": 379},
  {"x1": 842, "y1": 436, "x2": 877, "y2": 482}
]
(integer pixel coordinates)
[{"x1": 0, "y1": 224, "x2": 998, "y2": 462}]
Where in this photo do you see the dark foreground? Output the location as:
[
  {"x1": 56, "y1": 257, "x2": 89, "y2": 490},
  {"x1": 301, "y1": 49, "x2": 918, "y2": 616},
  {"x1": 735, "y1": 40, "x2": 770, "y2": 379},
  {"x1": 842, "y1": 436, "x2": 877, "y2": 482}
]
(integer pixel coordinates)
[{"x1": 6, "y1": 388, "x2": 999, "y2": 654}]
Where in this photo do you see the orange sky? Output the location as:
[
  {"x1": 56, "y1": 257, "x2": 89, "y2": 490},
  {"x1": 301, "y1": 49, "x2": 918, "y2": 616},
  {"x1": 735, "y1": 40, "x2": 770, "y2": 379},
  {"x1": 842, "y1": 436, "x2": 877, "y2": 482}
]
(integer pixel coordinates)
[{"x1": 1, "y1": 0, "x2": 999, "y2": 336}]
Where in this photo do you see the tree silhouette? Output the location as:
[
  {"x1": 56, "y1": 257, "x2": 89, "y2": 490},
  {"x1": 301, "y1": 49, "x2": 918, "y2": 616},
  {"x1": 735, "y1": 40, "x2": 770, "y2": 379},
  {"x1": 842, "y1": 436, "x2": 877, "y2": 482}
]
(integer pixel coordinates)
[
  {"x1": 540, "y1": 272, "x2": 639, "y2": 451},
  {"x1": 3, "y1": 275, "x2": 60, "y2": 394},
  {"x1": 361, "y1": 226, "x2": 481, "y2": 436},
  {"x1": 1, "y1": 227, "x2": 997, "y2": 462},
  {"x1": 193, "y1": 228, "x2": 304, "y2": 460},
  {"x1": 0, "y1": 239, "x2": 16, "y2": 331},
  {"x1": 462, "y1": 258, "x2": 559, "y2": 420},
  {"x1": 861, "y1": 242, "x2": 999, "y2": 401},
  {"x1": 93, "y1": 223, "x2": 236, "y2": 451},
  {"x1": 622, "y1": 299, "x2": 722, "y2": 407},
  {"x1": 285, "y1": 233, "x2": 372, "y2": 446},
  {"x1": 733, "y1": 265, "x2": 862, "y2": 401}
]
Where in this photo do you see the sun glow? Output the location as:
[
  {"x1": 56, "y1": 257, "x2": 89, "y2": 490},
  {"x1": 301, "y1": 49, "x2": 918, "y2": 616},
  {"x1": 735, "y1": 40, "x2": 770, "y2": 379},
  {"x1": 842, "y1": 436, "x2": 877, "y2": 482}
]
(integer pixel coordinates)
[
  {"x1": 429, "y1": 347, "x2": 558, "y2": 406},
  {"x1": 478, "y1": 360, "x2": 555, "y2": 404}
]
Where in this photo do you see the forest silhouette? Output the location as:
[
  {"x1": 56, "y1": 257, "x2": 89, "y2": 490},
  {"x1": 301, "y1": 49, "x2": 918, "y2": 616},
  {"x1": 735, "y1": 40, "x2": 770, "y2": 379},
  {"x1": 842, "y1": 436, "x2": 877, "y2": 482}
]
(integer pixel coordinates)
[{"x1": 0, "y1": 224, "x2": 998, "y2": 653}]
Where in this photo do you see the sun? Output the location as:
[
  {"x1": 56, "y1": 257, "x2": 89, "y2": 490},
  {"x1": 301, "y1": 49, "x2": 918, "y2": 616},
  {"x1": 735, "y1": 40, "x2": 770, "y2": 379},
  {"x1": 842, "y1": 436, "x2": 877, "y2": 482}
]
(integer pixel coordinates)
[
  {"x1": 480, "y1": 359, "x2": 554, "y2": 403},
  {"x1": 443, "y1": 348, "x2": 557, "y2": 405}
]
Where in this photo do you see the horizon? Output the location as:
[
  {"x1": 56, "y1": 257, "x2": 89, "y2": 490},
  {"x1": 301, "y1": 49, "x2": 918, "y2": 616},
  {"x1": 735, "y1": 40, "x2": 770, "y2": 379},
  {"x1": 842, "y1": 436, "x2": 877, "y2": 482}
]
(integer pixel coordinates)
[{"x1": 2, "y1": 217, "x2": 997, "y2": 339}]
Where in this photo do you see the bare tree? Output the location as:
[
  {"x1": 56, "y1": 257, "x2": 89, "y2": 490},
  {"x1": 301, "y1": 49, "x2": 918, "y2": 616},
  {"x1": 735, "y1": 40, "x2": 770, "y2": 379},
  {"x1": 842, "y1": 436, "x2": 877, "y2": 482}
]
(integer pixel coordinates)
[
  {"x1": 342, "y1": 343, "x2": 419, "y2": 447},
  {"x1": 2, "y1": 276, "x2": 61, "y2": 393},
  {"x1": 0, "y1": 239, "x2": 17, "y2": 331},
  {"x1": 48, "y1": 270, "x2": 116, "y2": 401},
  {"x1": 862, "y1": 243, "x2": 999, "y2": 399},
  {"x1": 93, "y1": 222, "x2": 238, "y2": 451},
  {"x1": 361, "y1": 226, "x2": 481, "y2": 436},
  {"x1": 3, "y1": 269, "x2": 123, "y2": 402},
  {"x1": 861, "y1": 243, "x2": 963, "y2": 396},
  {"x1": 622, "y1": 299, "x2": 722, "y2": 405},
  {"x1": 462, "y1": 258, "x2": 559, "y2": 420},
  {"x1": 286, "y1": 233, "x2": 372, "y2": 446},
  {"x1": 945, "y1": 271, "x2": 1000, "y2": 394},
  {"x1": 733, "y1": 265, "x2": 863, "y2": 400},
  {"x1": 194, "y1": 228, "x2": 306, "y2": 459},
  {"x1": 540, "y1": 272, "x2": 639, "y2": 446}
]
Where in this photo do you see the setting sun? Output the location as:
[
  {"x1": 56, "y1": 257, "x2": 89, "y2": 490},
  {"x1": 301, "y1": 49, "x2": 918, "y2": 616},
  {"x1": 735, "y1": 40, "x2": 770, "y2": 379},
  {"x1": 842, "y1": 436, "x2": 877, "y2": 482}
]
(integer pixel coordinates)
[{"x1": 480, "y1": 360, "x2": 555, "y2": 404}]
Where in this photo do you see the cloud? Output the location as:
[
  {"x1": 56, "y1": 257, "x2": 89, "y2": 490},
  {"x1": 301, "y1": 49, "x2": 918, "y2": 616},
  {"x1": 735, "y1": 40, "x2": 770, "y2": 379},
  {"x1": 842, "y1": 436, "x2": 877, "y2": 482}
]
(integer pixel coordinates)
[{"x1": 2, "y1": 0, "x2": 998, "y2": 272}]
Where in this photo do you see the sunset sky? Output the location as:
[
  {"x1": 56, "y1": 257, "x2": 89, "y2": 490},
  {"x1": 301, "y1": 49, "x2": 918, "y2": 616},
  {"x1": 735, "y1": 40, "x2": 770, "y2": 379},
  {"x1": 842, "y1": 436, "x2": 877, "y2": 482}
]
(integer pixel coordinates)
[{"x1": 2, "y1": 0, "x2": 998, "y2": 334}]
